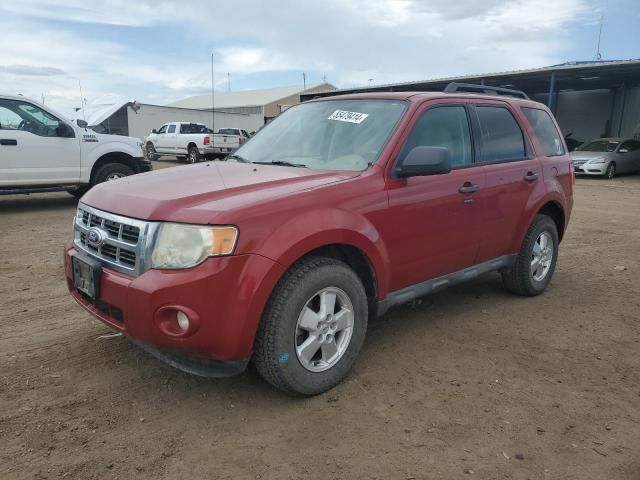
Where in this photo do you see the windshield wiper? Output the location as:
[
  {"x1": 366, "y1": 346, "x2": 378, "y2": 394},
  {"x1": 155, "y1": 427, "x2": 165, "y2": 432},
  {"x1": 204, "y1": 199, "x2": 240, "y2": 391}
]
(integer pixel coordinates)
[
  {"x1": 253, "y1": 160, "x2": 307, "y2": 168},
  {"x1": 226, "y1": 154, "x2": 250, "y2": 163}
]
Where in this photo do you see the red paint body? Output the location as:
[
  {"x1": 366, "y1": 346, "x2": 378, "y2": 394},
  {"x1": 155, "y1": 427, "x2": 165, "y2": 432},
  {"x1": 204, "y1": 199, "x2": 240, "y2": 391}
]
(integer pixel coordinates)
[{"x1": 64, "y1": 92, "x2": 573, "y2": 364}]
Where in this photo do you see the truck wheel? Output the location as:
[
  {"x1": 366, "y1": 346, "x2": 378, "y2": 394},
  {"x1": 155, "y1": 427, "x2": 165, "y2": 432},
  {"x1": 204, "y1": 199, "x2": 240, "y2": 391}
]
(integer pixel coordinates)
[
  {"x1": 146, "y1": 142, "x2": 157, "y2": 160},
  {"x1": 187, "y1": 146, "x2": 201, "y2": 164},
  {"x1": 604, "y1": 162, "x2": 616, "y2": 179},
  {"x1": 94, "y1": 163, "x2": 134, "y2": 184},
  {"x1": 253, "y1": 256, "x2": 368, "y2": 396},
  {"x1": 502, "y1": 215, "x2": 559, "y2": 297}
]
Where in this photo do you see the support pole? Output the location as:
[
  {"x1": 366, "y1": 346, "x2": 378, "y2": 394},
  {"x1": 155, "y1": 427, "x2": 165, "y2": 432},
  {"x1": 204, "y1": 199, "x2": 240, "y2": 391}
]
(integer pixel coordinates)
[{"x1": 547, "y1": 71, "x2": 556, "y2": 111}]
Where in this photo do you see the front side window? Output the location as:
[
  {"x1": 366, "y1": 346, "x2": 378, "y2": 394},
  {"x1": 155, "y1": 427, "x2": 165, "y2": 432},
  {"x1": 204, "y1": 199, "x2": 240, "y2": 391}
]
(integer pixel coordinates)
[
  {"x1": 476, "y1": 106, "x2": 527, "y2": 162},
  {"x1": 167, "y1": 125, "x2": 176, "y2": 134},
  {"x1": 231, "y1": 99, "x2": 407, "y2": 171},
  {"x1": 620, "y1": 140, "x2": 640, "y2": 152},
  {"x1": 521, "y1": 107, "x2": 564, "y2": 156},
  {"x1": 157, "y1": 125, "x2": 168, "y2": 134},
  {"x1": 398, "y1": 105, "x2": 473, "y2": 168},
  {"x1": 0, "y1": 99, "x2": 66, "y2": 137}
]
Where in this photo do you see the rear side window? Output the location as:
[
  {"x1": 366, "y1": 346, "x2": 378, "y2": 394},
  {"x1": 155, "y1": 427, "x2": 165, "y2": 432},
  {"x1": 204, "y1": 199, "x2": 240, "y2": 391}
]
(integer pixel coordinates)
[
  {"x1": 400, "y1": 106, "x2": 473, "y2": 167},
  {"x1": 476, "y1": 106, "x2": 526, "y2": 162},
  {"x1": 167, "y1": 124, "x2": 176, "y2": 133},
  {"x1": 522, "y1": 107, "x2": 564, "y2": 156}
]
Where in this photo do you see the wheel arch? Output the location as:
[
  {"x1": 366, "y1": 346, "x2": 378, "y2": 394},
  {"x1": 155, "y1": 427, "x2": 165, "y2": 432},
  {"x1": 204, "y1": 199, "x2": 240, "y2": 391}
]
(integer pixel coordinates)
[{"x1": 90, "y1": 151, "x2": 136, "y2": 183}]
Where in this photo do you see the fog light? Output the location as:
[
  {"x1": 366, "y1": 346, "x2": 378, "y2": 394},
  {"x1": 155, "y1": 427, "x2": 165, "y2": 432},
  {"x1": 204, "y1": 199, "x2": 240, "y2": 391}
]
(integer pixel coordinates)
[{"x1": 176, "y1": 311, "x2": 190, "y2": 331}]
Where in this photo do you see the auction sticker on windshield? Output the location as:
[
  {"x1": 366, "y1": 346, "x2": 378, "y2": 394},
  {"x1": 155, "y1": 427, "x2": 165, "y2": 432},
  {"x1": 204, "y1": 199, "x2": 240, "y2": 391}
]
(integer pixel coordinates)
[{"x1": 328, "y1": 110, "x2": 369, "y2": 124}]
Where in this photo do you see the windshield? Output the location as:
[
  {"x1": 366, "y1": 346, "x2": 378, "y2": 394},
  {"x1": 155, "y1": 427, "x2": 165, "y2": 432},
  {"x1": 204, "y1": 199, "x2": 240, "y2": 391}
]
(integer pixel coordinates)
[
  {"x1": 218, "y1": 128, "x2": 239, "y2": 135},
  {"x1": 231, "y1": 99, "x2": 406, "y2": 171},
  {"x1": 577, "y1": 140, "x2": 620, "y2": 152}
]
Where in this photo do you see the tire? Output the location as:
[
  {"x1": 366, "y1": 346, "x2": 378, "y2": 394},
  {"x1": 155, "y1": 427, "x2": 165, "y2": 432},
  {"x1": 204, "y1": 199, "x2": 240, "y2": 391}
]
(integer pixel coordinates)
[
  {"x1": 93, "y1": 163, "x2": 134, "y2": 184},
  {"x1": 502, "y1": 214, "x2": 559, "y2": 297},
  {"x1": 146, "y1": 142, "x2": 157, "y2": 160},
  {"x1": 253, "y1": 256, "x2": 368, "y2": 396},
  {"x1": 604, "y1": 162, "x2": 616, "y2": 179},
  {"x1": 187, "y1": 146, "x2": 201, "y2": 164}
]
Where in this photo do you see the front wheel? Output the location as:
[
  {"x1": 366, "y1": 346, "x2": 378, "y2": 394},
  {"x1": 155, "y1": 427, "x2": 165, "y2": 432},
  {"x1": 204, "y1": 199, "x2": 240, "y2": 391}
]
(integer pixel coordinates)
[
  {"x1": 604, "y1": 162, "x2": 616, "y2": 179},
  {"x1": 253, "y1": 257, "x2": 368, "y2": 396},
  {"x1": 94, "y1": 163, "x2": 134, "y2": 184},
  {"x1": 502, "y1": 215, "x2": 559, "y2": 297}
]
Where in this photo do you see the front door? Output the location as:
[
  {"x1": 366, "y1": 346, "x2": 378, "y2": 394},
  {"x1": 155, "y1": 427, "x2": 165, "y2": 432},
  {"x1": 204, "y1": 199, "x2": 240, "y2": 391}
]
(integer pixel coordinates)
[
  {"x1": 0, "y1": 98, "x2": 81, "y2": 186},
  {"x1": 385, "y1": 103, "x2": 485, "y2": 291}
]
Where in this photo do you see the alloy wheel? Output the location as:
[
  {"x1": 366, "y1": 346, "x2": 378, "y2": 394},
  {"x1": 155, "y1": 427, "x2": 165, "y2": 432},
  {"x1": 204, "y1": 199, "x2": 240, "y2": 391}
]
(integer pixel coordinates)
[
  {"x1": 295, "y1": 287, "x2": 354, "y2": 372},
  {"x1": 531, "y1": 231, "x2": 554, "y2": 282}
]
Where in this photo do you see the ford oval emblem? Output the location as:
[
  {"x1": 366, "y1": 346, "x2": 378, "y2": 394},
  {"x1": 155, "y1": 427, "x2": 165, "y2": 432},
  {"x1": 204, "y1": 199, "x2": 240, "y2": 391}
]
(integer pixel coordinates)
[{"x1": 86, "y1": 227, "x2": 106, "y2": 247}]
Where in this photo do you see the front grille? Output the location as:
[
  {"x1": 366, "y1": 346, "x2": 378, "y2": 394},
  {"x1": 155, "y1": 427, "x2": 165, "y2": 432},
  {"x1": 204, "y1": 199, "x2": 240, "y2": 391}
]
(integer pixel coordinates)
[
  {"x1": 73, "y1": 204, "x2": 158, "y2": 276},
  {"x1": 573, "y1": 160, "x2": 587, "y2": 166}
]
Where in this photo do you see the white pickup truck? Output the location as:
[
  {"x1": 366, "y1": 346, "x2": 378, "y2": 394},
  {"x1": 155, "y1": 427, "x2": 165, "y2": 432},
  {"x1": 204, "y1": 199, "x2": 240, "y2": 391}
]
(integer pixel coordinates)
[
  {"x1": 145, "y1": 122, "x2": 241, "y2": 163},
  {"x1": 0, "y1": 94, "x2": 150, "y2": 197}
]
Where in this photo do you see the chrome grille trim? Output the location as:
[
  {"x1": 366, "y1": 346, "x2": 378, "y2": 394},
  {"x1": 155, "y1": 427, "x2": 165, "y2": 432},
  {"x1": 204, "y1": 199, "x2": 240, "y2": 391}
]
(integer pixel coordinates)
[{"x1": 73, "y1": 203, "x2": 159, "y2": 276}]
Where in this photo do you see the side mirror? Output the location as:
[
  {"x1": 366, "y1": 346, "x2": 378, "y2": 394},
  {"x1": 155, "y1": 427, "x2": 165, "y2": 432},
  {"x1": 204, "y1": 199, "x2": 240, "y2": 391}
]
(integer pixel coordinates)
[
  {"x1": 618, "y1": 148, "x2": 629, "y2": 154},
  {"x1": 56, "y1": 123, "x2": 75, "y2": 138},
  {"x1": 151, "y1": 129, "x2": 157, "y2": 134},
  {"x1": 76, "y1": 119, "x2": 88, "y2": 129},
  {"x1": 394, "y1": 146, "x2": 452, "y2": 178}
]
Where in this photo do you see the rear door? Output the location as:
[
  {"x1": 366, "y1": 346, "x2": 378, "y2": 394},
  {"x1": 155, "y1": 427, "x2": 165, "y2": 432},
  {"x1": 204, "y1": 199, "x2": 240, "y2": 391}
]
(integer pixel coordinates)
[
  {"x1": 0, "y1": 98, "x2": 80, "y2": 186},
  {"x1": 385, "y1": 101, "x2": 485, "y2": 289},
  {"x1": 471, "y1": 102, "x2": 544, "y2": 262}
]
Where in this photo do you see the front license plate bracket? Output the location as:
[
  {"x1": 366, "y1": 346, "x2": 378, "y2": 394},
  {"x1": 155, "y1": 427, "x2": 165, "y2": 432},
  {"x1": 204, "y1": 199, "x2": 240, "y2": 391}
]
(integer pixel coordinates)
[{"x1": 72, "y1": 254, "x2": 102, "y2": 299}]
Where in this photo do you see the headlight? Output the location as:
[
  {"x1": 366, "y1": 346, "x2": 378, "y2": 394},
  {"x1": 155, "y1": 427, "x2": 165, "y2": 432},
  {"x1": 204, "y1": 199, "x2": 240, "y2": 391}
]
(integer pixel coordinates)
[
  {"x1": 589, "y1": 157, "x2": 607, "y2": 164},
  {"x1": 151, "y1": 223, "x2": 238, "y2": 269}
]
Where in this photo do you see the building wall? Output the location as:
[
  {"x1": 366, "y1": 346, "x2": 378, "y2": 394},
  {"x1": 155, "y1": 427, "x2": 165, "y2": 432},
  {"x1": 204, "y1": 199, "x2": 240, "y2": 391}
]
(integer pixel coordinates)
[
  {"x1": 611, "y1": 83, "x2": 640, "y2": 139},
  {"x1": 126, "y1": 104, "x2": 264, "y2": 140},
  {"x1": 263, "y1": 84, "x2": 336, "y2": 119}
]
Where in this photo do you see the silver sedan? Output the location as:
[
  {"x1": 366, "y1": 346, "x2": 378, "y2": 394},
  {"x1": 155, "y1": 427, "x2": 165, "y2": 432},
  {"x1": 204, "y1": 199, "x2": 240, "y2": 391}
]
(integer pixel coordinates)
[{"x1": 570, "y1": 138, "x2": 640, "y2": 179}]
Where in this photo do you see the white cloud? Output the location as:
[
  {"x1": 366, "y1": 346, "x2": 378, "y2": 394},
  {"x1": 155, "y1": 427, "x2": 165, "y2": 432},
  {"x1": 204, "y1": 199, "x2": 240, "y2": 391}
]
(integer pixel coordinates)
[{"x1": 0, "y1": 0, "x2": 593, "y2": 110}]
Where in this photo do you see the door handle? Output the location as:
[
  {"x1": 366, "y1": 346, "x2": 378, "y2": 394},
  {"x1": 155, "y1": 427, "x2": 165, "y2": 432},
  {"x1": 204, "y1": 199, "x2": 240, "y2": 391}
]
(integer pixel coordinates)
[
  {"x1": 524, "y1": 172, "x2": 539, "y2": 182},
  {"x1": 459, "y1": 183, "x2": 480, "y2": 194},
  {"x1": 0, "y1": 139, "x2": 17, "y2": 146}
]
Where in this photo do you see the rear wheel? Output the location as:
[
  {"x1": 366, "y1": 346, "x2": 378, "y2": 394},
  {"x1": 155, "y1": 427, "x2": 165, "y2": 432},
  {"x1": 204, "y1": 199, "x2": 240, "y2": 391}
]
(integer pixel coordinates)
[
  {"x1": 502, "y1": 215, "x2": 559, "y2": 297},
  {"x1": 604, "y1": 162, "x2": 616, "y2": 179},
  {"x1": 187, "y1": 146, "x2": 201, "y2": 164},
  {"x1": 253, "y1": 257, "x2": 368, "y2": 396},
  {"x1": 94, "y1": 163, "x2": 134, "y2": 184}
]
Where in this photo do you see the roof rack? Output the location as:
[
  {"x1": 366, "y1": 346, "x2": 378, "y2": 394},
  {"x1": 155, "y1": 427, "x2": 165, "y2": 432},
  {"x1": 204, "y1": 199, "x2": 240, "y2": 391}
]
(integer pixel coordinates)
[{"x1": 444, "y1": 82, "x2": 529, "y2": 100}]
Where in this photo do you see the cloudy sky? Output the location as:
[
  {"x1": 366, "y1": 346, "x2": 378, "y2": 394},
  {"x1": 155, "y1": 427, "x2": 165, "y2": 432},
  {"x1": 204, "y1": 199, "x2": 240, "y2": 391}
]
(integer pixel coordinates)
[{"x1": 0, "y1": 0, "x2": 637, "y2": 113}]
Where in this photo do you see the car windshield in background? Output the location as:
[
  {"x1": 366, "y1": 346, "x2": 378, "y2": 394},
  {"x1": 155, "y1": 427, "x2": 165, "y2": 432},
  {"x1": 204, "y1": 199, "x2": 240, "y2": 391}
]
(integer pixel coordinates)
[
  {"x1": 230, "y1": 99, "x2": 407, "y2": 171},
  {"x1": 181, "y1": 123, "x2": 209, "y2": 134},
  {"x1": 578, "y1": 140, "x2": 620, "y2": 152}
]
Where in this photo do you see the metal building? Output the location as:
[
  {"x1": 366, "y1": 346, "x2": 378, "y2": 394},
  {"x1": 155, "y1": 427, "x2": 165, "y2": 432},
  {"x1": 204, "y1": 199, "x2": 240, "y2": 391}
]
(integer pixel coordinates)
[{"x1": 301, "y1": 60, "x2": 640, "y2": 144}]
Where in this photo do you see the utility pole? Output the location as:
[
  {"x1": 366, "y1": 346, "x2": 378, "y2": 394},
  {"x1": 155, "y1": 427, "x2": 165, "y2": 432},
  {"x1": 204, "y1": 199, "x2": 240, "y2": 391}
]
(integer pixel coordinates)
[
  {"x1": 41, "y1": 93, "x2": 45, "y2": 104},
  {"x1": 211, "y1": 52, "x2": 215, "y2": 134},
  {"x1": 321, "y1": 74, "x2": 327, "y2": 83},
  {"x1": 302, "y1": 72, "x2": 306, "y2": 90},
  {"x1": 594, "y1": 15, "x2": 604, "y2": 61},
  {"x1": 227, "y1": 72, "x2": 231, "y2": 92}
]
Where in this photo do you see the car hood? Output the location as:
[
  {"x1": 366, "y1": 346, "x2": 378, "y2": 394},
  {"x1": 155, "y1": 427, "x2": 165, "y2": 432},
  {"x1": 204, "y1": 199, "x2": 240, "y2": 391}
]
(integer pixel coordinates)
[
  {"x1": 81, "y1": 162, "x2": 359, "y2": 223},
  {"x1": 569, "y1": 151, "x2": 612, "y2": 162}
]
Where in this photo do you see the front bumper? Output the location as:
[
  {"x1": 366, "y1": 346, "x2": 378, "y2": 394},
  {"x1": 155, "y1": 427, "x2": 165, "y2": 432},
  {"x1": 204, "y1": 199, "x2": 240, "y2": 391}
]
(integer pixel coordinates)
[
  {"x1": 133, "y1": 156, "x2": 153, "y2": 173},
  {"x1": 64, "y1": 241, "x2": 284, "y2": 375},
  {"x1": 573, "y1": 162, "x2": 607, "y2": 175}
]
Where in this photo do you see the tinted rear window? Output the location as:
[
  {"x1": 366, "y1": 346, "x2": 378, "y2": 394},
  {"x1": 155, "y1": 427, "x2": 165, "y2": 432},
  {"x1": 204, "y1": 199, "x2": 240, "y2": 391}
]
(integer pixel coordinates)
[
  {"x1": 522, "y1": 107, "x2": 564, "y2": 156},
  {"x1": 476, "y1": 106, "x2": 526, "y2": 162}
]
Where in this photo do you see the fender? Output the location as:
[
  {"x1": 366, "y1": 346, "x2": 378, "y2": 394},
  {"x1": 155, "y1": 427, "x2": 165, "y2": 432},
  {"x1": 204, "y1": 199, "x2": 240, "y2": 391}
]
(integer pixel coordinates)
[
  {"x1": 509, "y1": 189, "x2": 567, "y2": 253},
  {"x1": 251, "y1": 207, "x2": 391, "y2": 300},
  {"x1": 80, "y1": 136, "x2": 143, "y2": 182}
]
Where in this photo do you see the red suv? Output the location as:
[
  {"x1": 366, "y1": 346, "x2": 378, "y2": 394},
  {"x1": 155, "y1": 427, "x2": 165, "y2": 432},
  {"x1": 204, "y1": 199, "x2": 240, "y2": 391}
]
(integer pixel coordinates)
[{"x1": 64, "y1": 83, "x2": 573, "y2": 395}]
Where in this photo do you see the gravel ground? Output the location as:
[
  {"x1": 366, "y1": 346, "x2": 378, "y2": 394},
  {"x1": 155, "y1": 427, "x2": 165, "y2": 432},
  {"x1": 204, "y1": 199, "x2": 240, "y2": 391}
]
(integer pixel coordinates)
[{"x1": 1, "y1": 163, "x2": 639, "y2": 480}]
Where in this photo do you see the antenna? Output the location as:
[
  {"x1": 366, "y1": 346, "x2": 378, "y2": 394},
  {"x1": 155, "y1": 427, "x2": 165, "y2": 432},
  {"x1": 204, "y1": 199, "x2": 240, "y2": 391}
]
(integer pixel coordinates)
[
  {"x1": 211, "y1": 52, "x2": 215, "y2": 134},
  {"x1": 321, "y1": 74, "x2": 327, "y2": 83},
  {"x1": 594, "y1": 15, "x2": 604, "y2": 60},
  {"x1": 302, "y1": 71, "x2": 306, "y2": 90},
  {"x1": 368, "y1": 78, "x2": 374, "y2": 87},
  {"x1": 227, "y1": 72, "x2": 231, "y2": 92}
]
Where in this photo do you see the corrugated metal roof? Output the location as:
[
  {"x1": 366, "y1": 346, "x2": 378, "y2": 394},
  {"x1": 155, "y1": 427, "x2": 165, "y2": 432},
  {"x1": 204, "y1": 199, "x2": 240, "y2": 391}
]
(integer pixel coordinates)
[
  {"x1": 169, "y1": 83, "x2": 334, "y2": 109},
  {"x1": 305, "y1": 59, "x2": 640, "y2": 97}
]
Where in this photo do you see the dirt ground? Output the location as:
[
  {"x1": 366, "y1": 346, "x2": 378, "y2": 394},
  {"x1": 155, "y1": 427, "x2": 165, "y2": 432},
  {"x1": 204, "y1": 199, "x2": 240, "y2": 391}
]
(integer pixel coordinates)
[{"x1": 1, "y1": 162, "x2": 639, "y2": 480}]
